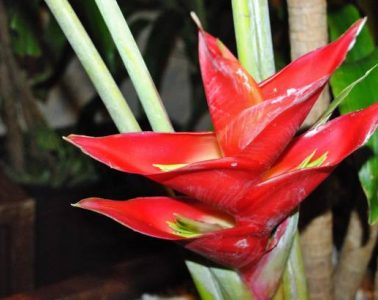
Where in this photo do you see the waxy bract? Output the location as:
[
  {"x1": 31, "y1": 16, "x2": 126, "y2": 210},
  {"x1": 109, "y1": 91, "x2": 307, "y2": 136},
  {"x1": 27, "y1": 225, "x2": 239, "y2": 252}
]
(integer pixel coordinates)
[{"x1": 66, "y1": 19, "x2": 377, "y2": 298}]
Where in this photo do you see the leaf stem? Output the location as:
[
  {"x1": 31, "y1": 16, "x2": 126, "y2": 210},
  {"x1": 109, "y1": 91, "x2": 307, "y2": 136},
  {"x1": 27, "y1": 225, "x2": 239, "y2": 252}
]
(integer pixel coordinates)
[
  {"x1": 231, "y1": 0, "x2": 275, "y2": 81},
  {"x1": 282, "y1": 234, "x2": 309, "y2": 300},
  {"x1": 94, "y1": 0, "x2": 174, "y2": 132},
  {"x1": 232, "y1": 1, "x2": 309, "y2": 299},
  {"x1": 44, "y1": 0, "x2": 140, "y2": 133}
]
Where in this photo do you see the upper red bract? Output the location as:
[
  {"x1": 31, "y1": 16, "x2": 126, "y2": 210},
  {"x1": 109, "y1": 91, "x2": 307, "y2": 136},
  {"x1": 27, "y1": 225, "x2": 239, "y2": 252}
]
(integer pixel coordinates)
[{"x1": 66, "y1": 19, "x2": 377, "y2": 298}]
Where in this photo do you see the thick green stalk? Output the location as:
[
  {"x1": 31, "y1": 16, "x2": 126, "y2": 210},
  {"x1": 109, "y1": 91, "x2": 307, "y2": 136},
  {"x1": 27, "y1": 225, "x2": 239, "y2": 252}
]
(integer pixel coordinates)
[
  {"x1": 282, "y1": 234, "x2": 309, "y2": 300},
  {"x1": 44, "y1": 0, "x2": 140, "y2": 133},
  {"x1": 232, "y1": 1, "x2": 308, "y2": 299},
  {"x1": 231, "y1": 0, "x2": 275, "y2": 80},
  {"x1": 94, "y1": 0, "x2": 173, "y2": 132}
]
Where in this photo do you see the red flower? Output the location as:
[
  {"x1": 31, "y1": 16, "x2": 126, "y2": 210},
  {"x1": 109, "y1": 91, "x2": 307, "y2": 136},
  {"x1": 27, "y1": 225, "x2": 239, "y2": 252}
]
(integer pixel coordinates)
[{"x1": 66, "y1": 19, "x2": 375, "y2": 295}]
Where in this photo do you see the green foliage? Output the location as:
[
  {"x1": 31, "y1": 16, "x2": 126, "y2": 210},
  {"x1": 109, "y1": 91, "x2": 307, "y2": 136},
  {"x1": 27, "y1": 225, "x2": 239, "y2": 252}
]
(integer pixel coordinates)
[
  {"x1": 9, "y1": 5, "x2": 42, "y2": 57},
  {"x1": 316, "y1": 62, "x2": 378, "y2": 127},
  {"x1": 359, "y1": 158, "x2": 378, "y2": 223},
  {"x1": 328, "y1": 5, "x2": 374, "y2": 62},
  {"x1": 329, "y1": 4, "x2": 378, "y2": 223}
]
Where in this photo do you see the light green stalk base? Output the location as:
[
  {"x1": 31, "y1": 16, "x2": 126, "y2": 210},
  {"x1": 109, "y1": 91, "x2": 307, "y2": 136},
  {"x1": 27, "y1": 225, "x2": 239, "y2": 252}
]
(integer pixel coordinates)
[
  {"x1": 94, "y1": 0, "x2": 173, "y2": 132},
  {"x1": 282, "y1": 234, "x2": 309, "y2": 299},
  {"x1": 44, "y1": 0, "x2": 140, "y2": 133}
]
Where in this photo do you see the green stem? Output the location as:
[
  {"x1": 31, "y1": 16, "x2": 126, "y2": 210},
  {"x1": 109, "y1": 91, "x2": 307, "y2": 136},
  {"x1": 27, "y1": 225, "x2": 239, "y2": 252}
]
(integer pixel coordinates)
[
  {"x1": 44, "y1": 0, "x2": 140, "y2": 133},
  {"x1": 282, "y1": 234, "x2": 309, "y2": 300},
  {"x1": 232, "y1": 1, "x2": 309, "y2": 299},
  {"x1": 94, "y1": 0, "x2": 173, "y2": 132},
  {"x1": 231, "y1": 0, "x2": 275, "y2": 81}
]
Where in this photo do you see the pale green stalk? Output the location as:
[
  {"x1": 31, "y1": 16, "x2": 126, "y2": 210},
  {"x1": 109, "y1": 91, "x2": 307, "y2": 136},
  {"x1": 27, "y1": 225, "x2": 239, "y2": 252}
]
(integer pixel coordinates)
[
  {"x1": 44, "y1": 0, "x2": 140, "y2": 133},
  {"x1": 94, "y1": 0, "x2": 173, "y2": 132},
  {"x1": 232, "y1": 1, "x2": 309, "y2": 299},
  {"x1": 231, "y1": 0, "x2": 275, "y2": 80},
  {"x1": 282, "y1": 234, "x2": 309, "y2": 300}
]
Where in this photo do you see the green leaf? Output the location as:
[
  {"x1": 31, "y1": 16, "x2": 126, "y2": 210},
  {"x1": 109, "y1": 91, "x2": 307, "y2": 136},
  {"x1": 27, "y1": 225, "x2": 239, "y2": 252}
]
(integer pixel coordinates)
[
  {"x1": 328, "y1": 4, "x2": 374, "y2": 62},
  {"x1": 329, "y1": 5, "x2": 378, "y2": 224},
  {"x1": 330, "y1": 50, "x2": 378, "y2": 115},
  {"x1": 330, "y1": 51, "x2": 378, "y2": 156},
  {"x1": 253, "y1": 214, "x2": 301, "y2": 300},
  {"x1": 315, "y1": 62, "x2": 378, "y2": 127},
  {"x1": 359, "y1": 158, "x2": 378, "y2": 224},
  {"x1": 9, "y1": 5, "x2": 42, "y2": 57}
]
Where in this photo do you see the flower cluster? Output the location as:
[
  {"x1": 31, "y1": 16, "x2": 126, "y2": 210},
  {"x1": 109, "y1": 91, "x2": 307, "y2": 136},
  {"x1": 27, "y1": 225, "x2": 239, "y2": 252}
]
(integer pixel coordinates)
[{"x1": 66, "y1": 19, "x2": 377, "y2": 297}]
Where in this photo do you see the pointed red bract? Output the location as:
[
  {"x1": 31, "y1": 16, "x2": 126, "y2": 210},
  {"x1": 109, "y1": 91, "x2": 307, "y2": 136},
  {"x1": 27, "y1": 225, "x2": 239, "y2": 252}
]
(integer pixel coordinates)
[
  {"x1": 198, "y1": 30, "x2": 263, "y2": 136},
  {"x1": 267, "y1": 102, "x2": 378, "y2": 178},
  {"x1": 66, "y1": 132, "x2": 221, "y2": 174},
  {"x1": 260, "y1": 18, "x2": 365, "y2": 100},
  {"x1": 185, "y1": 226, "x2": 271, "y2": 269},
  {"x1": 76, "y1": 196, "x2": 271, "y2": 269},
  {"x1": 75, "y1": 196, "x2": 233, "y2": 240},
  {"x1": 67, "y1": 133, "x2": 258, "y2": 212},
  {"x1": 237, "y1": 103, "x2": 378, "y2": 226},
  {"x1": 221, "y1": 77, "x2": 326, "y2": 158}
]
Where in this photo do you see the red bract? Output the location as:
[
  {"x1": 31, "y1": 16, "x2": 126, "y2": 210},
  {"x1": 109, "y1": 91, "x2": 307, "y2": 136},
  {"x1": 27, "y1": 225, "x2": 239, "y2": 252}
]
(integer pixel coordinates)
[{"x1": 66, "y1": 19, "x2": 375, "y2": 297}]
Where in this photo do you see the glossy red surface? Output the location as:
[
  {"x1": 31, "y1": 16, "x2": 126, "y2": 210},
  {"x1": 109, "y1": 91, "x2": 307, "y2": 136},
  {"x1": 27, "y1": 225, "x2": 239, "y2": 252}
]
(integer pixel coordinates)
[{"x1": 67, "y1": 19, "x2": 373, "y2": 297}]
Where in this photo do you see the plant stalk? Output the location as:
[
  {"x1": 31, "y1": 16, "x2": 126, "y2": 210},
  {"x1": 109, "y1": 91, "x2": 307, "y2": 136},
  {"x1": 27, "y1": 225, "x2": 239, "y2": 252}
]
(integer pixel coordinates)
[
  {"x1": 232, "y1": 1, "x2": 309, "y2": 299},
  {"x1": 44, "y1": 0, "x2": 140, "y2": 133},
  {"x1": 94, "y1": 0, "x2": 173, "y2": 132},
  {"x1": 282, "y1": 234, "x2": 309, "y2": 300},
  {"x1": 231, "y1": 0, "x2": 275, "y2": 81}
]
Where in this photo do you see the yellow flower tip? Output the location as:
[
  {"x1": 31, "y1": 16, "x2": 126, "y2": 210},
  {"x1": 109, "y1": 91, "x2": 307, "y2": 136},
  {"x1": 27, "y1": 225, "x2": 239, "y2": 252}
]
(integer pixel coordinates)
[
  {"x1": 71, "y1": 202, "x2": 81, "y2": 208},
  {"x1": 153, "y1": 163, "x2": 188, "y2": 172}
]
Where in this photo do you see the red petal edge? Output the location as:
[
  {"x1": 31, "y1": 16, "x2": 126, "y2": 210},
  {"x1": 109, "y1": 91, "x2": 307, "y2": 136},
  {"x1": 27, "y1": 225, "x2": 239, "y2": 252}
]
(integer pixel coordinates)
[
  {"x1": 74, "y1": 196, "x2": 233, "y2": 240},
  {"x1": 260, "y1": 18, "x2": 366, "y2": 100}
]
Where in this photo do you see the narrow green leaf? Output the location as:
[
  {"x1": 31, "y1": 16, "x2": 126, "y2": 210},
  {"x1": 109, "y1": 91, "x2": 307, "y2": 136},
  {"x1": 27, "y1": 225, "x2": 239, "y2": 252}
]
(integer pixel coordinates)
[
  {"x1": 297, "y1": 151, "x2": 316, "y2": 169},
  {"x1": 359, "y1": 158, "x2": 378, "y2": 224},
  {"x1": 10, "y1": 7, "x2": 42, "y2": 57},
  {"x1": 315, "y1": 62, "x2": 378, "y2": 127},
  {"x1": 330, "y1": 51, "x2": 378, "y2": 116}
]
